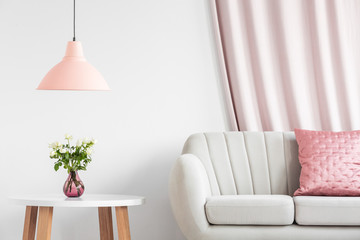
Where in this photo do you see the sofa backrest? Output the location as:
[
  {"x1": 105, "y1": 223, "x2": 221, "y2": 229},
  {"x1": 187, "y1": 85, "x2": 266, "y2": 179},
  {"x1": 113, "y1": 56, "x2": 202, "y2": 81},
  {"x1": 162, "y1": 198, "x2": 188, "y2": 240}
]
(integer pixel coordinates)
[{"x1": 182, "y1": 132, "x2": 301, "y2": 196}]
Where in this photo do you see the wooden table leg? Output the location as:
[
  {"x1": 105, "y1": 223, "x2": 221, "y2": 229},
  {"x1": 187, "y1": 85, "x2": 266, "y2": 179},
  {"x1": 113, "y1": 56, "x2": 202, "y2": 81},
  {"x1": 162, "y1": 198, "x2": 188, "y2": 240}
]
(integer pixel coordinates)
[
  {"x1": 36, "y1": 207, "x2": 53, "y2": 240},
  {"x1": 98, "y1": 207, "x2": 114, "y2": 240},
  {"x1": 23, "y1": 206, "x2": 38, "y2": 240},
  {"x1": 115, "y1": 207, "x2": 131, "y2": 240}
]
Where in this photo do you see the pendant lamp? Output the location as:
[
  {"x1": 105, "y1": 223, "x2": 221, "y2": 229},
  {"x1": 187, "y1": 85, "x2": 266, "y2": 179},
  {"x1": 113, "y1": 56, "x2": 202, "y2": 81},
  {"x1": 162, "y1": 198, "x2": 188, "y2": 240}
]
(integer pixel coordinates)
[{"x1": 37, "y1": 0, "x2": 110, "y2": 91}]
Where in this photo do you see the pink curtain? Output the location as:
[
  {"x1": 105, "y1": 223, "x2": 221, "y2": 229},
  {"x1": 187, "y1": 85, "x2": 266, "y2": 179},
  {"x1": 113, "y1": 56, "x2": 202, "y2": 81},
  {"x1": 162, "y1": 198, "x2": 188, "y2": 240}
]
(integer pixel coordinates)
[{"x1": 211, "y1": 0, "x2": 360, "y2": 131}]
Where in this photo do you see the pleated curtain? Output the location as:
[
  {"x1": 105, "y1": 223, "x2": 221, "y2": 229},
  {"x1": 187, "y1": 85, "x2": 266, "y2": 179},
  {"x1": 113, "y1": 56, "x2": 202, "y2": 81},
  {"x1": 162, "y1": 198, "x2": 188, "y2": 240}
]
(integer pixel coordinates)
[{"x1": 211, "y1": 0, "x2": 360, "y2": 131}]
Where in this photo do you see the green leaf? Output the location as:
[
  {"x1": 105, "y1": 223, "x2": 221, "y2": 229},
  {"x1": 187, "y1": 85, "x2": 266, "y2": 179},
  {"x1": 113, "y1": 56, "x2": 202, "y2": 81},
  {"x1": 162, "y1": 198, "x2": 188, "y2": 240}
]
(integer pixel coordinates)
[{"x1": 54, "y1": 163, "x2": 59, "y2": 171}]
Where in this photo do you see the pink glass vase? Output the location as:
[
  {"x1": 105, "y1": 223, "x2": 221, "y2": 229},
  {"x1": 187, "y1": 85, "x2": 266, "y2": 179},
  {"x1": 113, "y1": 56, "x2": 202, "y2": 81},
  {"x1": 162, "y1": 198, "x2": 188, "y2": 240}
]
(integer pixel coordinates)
[{"x1": 63, "y1": 171, "x2": 85, "y2": 197}]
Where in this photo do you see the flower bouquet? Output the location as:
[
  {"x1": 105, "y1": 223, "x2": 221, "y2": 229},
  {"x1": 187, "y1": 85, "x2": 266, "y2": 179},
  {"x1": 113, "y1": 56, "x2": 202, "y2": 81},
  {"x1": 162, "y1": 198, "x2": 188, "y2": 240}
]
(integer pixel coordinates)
[{"x1": 49, "y1": 134, "x2": 96, "y2": 197}]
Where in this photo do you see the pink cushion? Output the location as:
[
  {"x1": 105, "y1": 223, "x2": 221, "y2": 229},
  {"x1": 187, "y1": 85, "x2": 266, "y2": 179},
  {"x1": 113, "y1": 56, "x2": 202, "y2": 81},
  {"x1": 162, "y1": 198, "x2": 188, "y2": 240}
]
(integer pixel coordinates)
[{"x1": 294, "y1": 129, "x2": 360, "y2": 196}]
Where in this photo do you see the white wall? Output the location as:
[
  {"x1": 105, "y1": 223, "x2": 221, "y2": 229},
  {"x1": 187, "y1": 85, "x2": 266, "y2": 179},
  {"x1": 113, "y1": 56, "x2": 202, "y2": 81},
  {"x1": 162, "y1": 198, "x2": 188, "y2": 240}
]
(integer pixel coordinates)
[{"x1": 0, "y1": 0, "x2": 225, "y2": 239}]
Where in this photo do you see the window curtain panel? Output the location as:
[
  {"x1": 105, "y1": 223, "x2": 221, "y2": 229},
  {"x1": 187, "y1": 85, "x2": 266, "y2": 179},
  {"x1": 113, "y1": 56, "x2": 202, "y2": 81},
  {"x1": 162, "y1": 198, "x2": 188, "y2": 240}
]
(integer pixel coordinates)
[{"x1": 211, "y1": 0, "x2": 360, "y2": 131}]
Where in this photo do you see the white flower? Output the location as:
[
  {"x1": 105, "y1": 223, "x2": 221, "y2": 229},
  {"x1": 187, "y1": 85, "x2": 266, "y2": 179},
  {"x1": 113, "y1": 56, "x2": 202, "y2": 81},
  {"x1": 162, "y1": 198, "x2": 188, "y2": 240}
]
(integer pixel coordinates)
[
  {"x1": 64, "y1": 133, "x2": 73, "y2": 141},
  {"x1": 60, "y1": 148, "x2": 67, "y2": 153},
  {"x1": 49, "y1": 141, "x2": 62, "y2": 150},
  {"x1": 76, "y1": 139, "x2": 82, "y2": 147},
  {"x1": 86, "y1": 148, "x2": 93, "y2": 155},
  {"x1": 90, "y1": 138, "x2": 97, "y2": 144},
  {"x1": 82, "y1": 137, "x2": 90, "y2": 145},
  {"x1": 50, "y1": 151, "x2": 56, "y2": 157}
]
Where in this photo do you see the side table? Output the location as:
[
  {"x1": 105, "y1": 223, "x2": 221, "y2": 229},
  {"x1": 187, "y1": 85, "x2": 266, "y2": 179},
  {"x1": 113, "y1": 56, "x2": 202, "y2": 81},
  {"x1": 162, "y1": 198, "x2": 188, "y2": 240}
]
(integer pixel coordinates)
[{"x1": 10, "y1": 194, "x2": 145, "y2": 240}]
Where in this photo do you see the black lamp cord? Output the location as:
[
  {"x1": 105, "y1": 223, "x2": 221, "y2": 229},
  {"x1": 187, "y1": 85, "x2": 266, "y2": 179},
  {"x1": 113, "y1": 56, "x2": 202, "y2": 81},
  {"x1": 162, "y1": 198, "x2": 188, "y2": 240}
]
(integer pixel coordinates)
[{"x1": 73, "y1": 0, "x2": 76, "y2": 41}]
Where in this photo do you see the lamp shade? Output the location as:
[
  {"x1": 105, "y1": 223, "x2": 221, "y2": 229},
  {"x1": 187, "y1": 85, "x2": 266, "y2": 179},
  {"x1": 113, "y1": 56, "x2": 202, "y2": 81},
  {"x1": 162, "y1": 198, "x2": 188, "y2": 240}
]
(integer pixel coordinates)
[{"x1": 37, "y1": 41, "x2": 110, "y2": 90}]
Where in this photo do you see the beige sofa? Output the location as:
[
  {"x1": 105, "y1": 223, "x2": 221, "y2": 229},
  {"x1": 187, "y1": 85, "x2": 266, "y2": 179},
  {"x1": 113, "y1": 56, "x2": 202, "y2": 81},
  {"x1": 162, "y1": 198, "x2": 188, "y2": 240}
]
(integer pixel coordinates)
[{"x1": 169, "y1": 132, "x2": 360, "y2": 240}]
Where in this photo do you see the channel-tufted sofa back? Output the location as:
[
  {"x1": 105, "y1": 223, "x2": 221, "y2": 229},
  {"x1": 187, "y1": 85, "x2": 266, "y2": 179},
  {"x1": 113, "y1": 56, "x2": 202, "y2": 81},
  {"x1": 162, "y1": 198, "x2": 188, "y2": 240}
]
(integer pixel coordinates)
[{"x1": 182, "y1": 132, "x2": 301, "y2": 196}]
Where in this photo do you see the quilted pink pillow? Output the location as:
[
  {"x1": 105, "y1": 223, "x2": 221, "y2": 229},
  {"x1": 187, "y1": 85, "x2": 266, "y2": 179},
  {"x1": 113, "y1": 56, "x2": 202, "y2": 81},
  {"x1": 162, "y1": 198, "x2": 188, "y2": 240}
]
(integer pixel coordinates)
[{"x1": 294, "y1": 129, "x2": 360, "y2": 196}]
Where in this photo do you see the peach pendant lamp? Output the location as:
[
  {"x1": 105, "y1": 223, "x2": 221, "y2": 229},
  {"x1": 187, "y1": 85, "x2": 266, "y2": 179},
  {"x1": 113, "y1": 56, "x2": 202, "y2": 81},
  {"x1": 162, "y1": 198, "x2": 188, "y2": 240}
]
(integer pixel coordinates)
[{"x1": 37, "y1": 0, "x2": 110, "y2": 91}]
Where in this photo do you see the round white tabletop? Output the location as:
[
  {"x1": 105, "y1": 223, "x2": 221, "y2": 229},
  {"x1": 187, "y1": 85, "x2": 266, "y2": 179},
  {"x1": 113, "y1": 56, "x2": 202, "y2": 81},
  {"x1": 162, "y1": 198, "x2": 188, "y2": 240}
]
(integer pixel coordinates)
[{"x1": 9, "y1": 194, "x2": 145, "y2": 207}]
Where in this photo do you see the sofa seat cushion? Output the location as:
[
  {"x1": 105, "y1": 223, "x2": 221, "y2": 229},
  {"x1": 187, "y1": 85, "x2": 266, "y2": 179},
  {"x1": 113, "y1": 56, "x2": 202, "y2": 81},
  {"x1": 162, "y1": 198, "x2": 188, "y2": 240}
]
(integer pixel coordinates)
[
  {"x1": 294, "y1": 196, "x2": 360, "y2": 225},
  {"x1": 205, "y1": 195, "x2": 294, "y2": 225}
]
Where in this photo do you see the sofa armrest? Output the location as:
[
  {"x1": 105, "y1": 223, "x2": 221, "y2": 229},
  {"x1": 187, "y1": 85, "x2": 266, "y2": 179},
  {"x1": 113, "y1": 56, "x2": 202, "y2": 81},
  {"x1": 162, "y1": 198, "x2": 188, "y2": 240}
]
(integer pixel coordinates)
[{"x1": 169, "y1": 154, "x2": 211, "y2": 240}]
